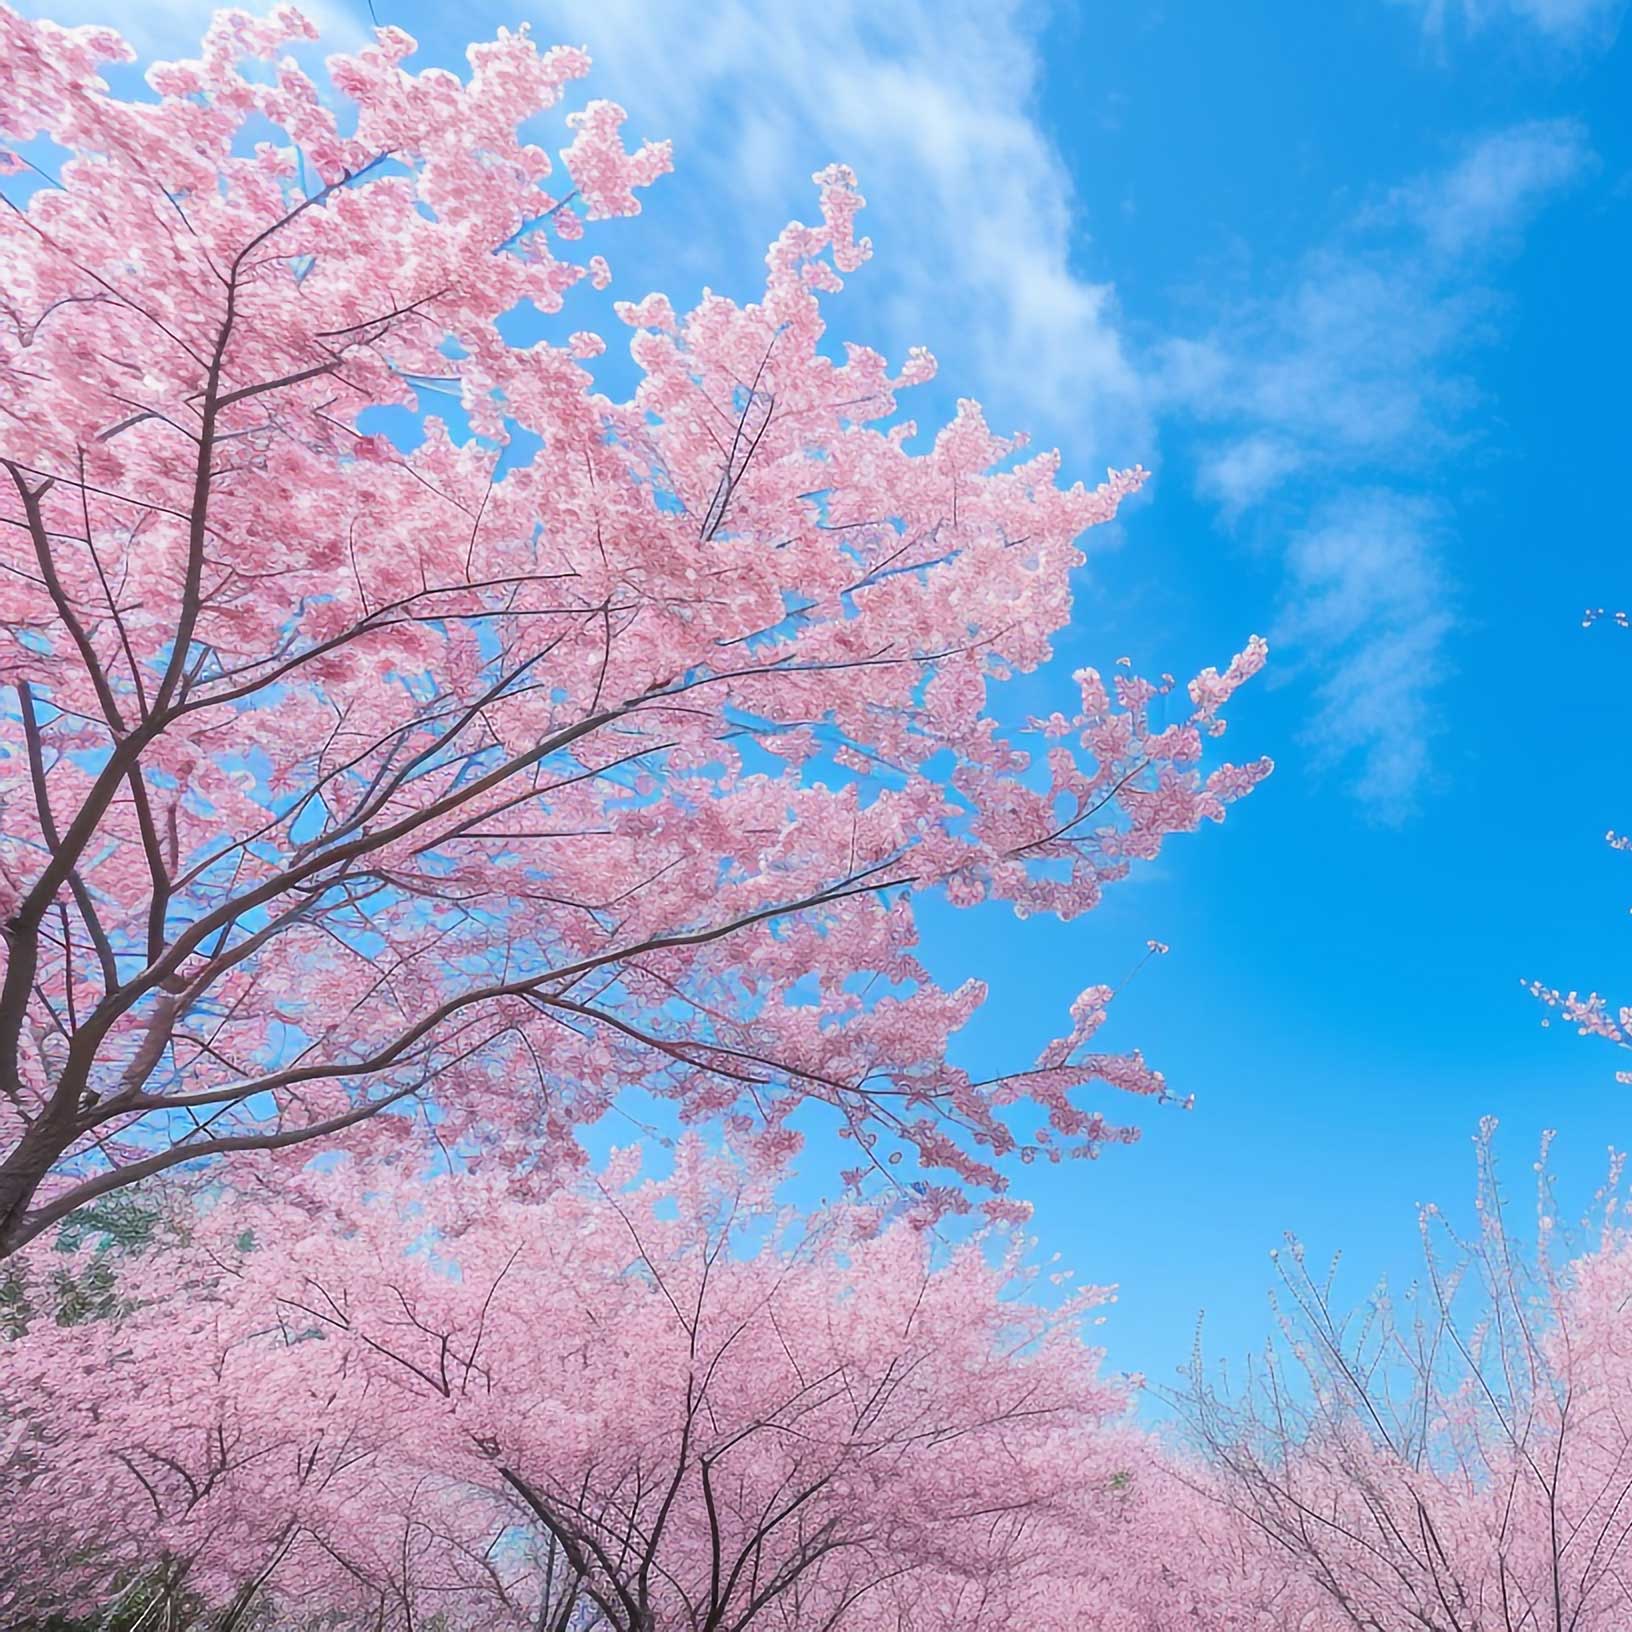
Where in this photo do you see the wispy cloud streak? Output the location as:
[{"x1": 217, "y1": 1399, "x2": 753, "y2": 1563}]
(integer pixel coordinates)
[
  {"x1": 1163, "y1": 120, "x2": 1591, "y2": 819},
  {"x1": 1392, "y1": 0, "x2": 1625, "y2": 45}
]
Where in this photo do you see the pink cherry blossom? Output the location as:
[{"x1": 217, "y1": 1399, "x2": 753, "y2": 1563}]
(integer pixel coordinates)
[
  {"x1": 1166, "y1": 1123, "x2": 1632, "y2": 1630},
  {"x1": 0, "y1": 5, "x2": 1269, "y2": 1257},
  {"x1": 0, "y1": 1146, "x2": 1152, "y2": 1629}
]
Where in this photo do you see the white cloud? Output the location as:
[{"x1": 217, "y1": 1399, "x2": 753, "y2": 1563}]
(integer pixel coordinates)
[
  {"x1": 1394, "y1": 0, "x2": 1625, "y2": 42},
  {"x1": 1165, "y1": 122, "x2": 1589, "y2": 819},
  {"x1": 1168, "y1": 256, "x2": 1484, "y2": 467},
  {"x1": 1281, "y1": 493, "x2": 1453, "y2": 819},
  {"x1": 1383, "y1": 118, "x2": 1595, "y2": 255},
  {"x1": 1197, "y1": 435, "x2": 1307, "y2": 514},
  {"x1": 1168, "y1": 123, "x2": 1589, "y2": 472}
]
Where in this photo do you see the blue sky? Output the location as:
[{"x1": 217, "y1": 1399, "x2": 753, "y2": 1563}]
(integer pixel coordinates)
[{"x1": 33, "y1": 0, "x2": 1632, "y2": 1385}]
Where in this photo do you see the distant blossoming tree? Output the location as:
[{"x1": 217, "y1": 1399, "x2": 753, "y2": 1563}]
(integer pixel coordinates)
[
  {"x1": 0, "y1": 1145, "x2": 1154, "y2": 1629},
  {"x1": 0, "y1": 4, "x2": 1269, "y2": 1257},
  {"x1": 1173, "y1": 1124, "x2": 1632, "y2": 1632}
]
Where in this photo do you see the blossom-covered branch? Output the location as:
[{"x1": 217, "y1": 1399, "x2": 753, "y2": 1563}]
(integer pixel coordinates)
[{"x1": 0, "y1": 7, "x2": 1269, "y2": 1254}]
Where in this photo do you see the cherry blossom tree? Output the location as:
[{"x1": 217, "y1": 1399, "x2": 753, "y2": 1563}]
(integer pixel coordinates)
[
  {"x1": 1172, "y1": 1124, "x2": 1632, "y2": 1632},
  {"x1": 0, "y1": 6, "x2": 1270, "y2": 1258},
  {"x1": 0, "y1": 1145, "x2": 1160, "y2": 1630}
]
